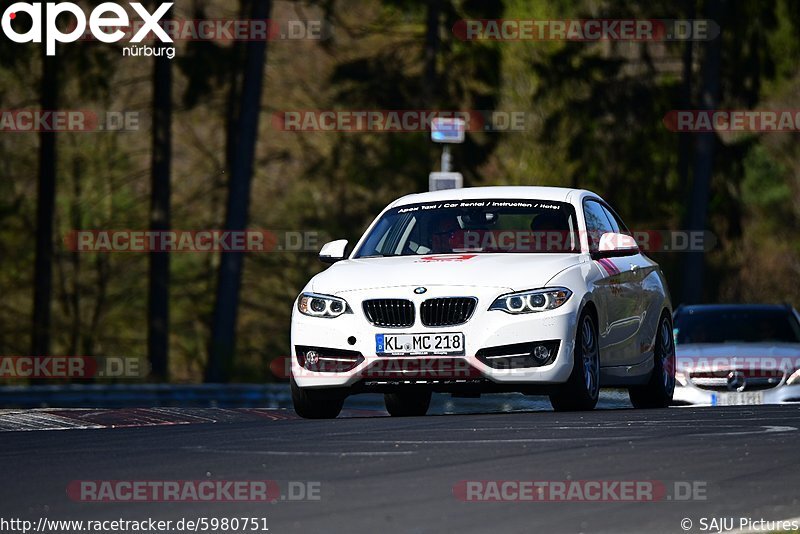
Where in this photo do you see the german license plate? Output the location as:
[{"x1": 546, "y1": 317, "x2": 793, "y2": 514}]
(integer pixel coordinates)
[
  {"x1": 711, "y1": 391, "x2": 764, "y2": 406},
  {"x1": 376, "y1": 332, "x2": 464, "y2": 355}
]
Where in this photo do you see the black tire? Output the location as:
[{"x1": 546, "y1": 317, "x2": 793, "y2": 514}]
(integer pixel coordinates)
[
  {"x1": 549, "y1": 310, "x2": 600, "y2": 411},
  {"x1": 384, "y1": 390, "x2": 432, "y2": 417},
  {"x1": 629, "y1": 313, "x2": 675, "y2": 409},
  {"x1": 291, "y1": 377, "x2": 345, "y2": 419}
]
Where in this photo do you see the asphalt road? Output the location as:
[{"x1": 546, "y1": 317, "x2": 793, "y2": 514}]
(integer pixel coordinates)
[{"x1": 1, "y1": 404, "x2": 799, "y2": 534}]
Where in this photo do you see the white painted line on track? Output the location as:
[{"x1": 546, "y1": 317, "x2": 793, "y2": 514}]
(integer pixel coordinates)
[
  {"x1": 688, "y1": 425, "x2": 797, "y2": 437},
  {"x1": 316, "y1": 423, "x2": 773, "y2": 437},
  {"x1": 299, "y1": 425, "x2": 797, "y2": 445},
  {"x1": 335, "y1": 436, "x2": 639, "y2": 444},
  {"x1": 183, "y1": 446, "x2": 415, "y2": 457}
]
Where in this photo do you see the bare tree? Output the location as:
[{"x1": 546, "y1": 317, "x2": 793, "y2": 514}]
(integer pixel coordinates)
[
  {"x1": 148, "y1": 41, "x2": 173, "y2": 381},
  {"x1": 207, "y1": 0, "x2": 272, "y2": 382},
  {"x1": 423, "y1": 0, "x2": 441, "y2": 107},
  {"x1": 682, "y1": 0, "x2": 723, "y2": 303},
  {"x1": 31, "y1": 35, "x2": 58, "y2": 359}
]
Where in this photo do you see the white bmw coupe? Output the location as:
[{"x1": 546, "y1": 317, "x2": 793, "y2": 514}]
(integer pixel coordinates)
[{"x1": 290, "y1": 186, "x2": 675, "y2": 418}]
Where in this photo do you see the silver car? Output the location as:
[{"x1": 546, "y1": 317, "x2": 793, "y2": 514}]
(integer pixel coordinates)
[{"x1": 673, "y1": 304, "x2": 800, "y2": 405}]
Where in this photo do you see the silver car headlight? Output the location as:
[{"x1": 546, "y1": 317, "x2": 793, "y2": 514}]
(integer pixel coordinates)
[
  {"x1": 489, "y1": 287, "x2": 572, "y2": 314},
  {"x1": 297, "y1": 292, "x2": 351, "y2": 318}
]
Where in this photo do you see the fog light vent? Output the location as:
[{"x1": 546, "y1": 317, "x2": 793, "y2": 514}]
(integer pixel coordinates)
[{"x1": 476, "y1": 341, "x2": 560, "y2": 369}]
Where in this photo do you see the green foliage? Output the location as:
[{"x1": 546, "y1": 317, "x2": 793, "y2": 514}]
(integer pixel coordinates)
[{"x1": 742, "y1": 144, "x2": 790, "y2": 215}]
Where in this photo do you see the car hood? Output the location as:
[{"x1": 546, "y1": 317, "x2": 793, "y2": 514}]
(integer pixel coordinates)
[
  {"x1": 676, "y1": 343, "x2": 800, "y2": 372},
  {"x1": 310, "y1": 253, "x2": 581, "y2": 294}
]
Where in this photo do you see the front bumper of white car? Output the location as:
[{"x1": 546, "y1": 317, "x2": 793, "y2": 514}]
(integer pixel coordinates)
[
  {"x1": 290, "y1": 285, "x2": 580, "y2": 390},
  {"x1": 673, "y1": 378, "x2": 800, "y2": 405}
]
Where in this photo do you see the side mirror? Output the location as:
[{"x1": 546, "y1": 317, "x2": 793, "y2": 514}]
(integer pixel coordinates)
[
  {"x1": 319, "y1": 239, "x2": 348, "y2": 264},
  {"x1": 593, "y1": 232, "x2": 639, "y2": 259}
]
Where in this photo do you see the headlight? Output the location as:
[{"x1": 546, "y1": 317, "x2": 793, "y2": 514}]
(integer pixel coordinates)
[
  {"x1": 297, "y1": 293, "x2": 351, "y2": 318},
  {"x1": 489, "y1": 287, "x2": 572, "y2": 314}
]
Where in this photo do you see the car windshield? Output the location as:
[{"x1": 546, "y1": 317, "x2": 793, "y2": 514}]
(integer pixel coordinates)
[
  {"x1": 674, "y1": 307, "x2": 800, "y2": 344},
  {"x1": 354, "y1": 199, "x2": 578, "y2": 257}
]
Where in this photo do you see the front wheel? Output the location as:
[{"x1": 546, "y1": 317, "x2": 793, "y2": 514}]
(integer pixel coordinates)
[
  {"x1": 629, "y1": 313, "x2": 675, "y2": 408},
  {"x1": 384, "y1": 390, "x2": 432, "y2": 417},
  {"x1": 291, "y1": 377, "x2": 345, "y2": 419},
  {"x1": 549, "y1": 311, "x2": 600, "y2": 411}
]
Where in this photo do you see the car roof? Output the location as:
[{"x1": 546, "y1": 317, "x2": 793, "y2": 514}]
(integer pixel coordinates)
[
  {"x1": 676, "y1": 303, "x2": 795, "y2": 314},
  {"x1": 389, "y1": 186, "x2": 595, "y2": 207}
]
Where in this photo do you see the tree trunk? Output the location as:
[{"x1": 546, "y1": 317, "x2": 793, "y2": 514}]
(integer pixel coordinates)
[
  {"x1": 423, "y1": 0, "x2": 441, "y2": 107},
  {"x1": 207, "y1": 0, "x2": 272, "y2": 383},
  {"x1": 681, "y1": 0, "x2": 723, "y2": 304},
  {"x1": 677, "y1": 0, "x2": 695, "y2": 200},
  {"x1": 31, "y1": 37, "x2": 58, "y2": 359},
  {"x1": 148, "y1": 43, "x2": 173, "y2": 381},
  {"x1": 225, "y1": 0, "x2": 250, "y2": 171}
]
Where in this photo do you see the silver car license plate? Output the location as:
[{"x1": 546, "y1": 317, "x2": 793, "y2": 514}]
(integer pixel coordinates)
[{"x1": 712, "y1": 391, "x2": 765, "y2": 406}]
